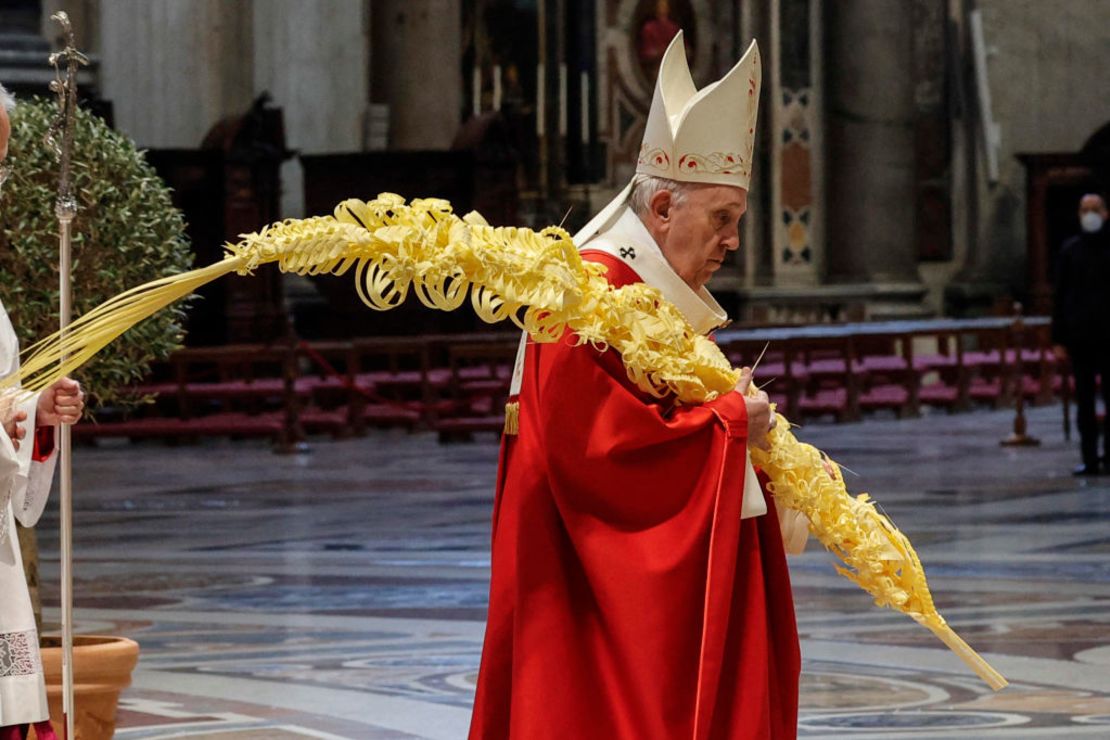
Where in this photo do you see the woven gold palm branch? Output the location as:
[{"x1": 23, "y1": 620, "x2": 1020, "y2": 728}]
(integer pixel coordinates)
[
  {"x1": 750, "y1": 425, "x2": 1006, "y2": 689},
  {"x1": 5, "y1": 193, "x2": 1005, "y2": 690}
]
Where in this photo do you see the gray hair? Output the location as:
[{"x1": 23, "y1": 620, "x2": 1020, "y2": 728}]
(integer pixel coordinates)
[
  {"x1": 0, "y1": 82, "x2": 14, "y2": 113},
  {"x1": 628, "y1": 175, "x2": 696, "y2": 217}
]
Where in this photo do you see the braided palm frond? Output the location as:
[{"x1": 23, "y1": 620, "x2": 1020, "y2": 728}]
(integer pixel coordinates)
[{"x1": 4, "y1": 193, "x2": 1005, "y2": 689}]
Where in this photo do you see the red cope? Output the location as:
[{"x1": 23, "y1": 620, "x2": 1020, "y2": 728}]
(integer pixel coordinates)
[{"x1": 469, "y1": 252, "x2": 800, "y2": 740}]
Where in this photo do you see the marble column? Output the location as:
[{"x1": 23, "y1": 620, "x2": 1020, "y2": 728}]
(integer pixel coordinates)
[
  {"x1": 253, "y1": 0, "x2": 370, "y2": 217},
  {"x1": 825, "y1": 0, "x2": 922, "y2": 288},
  {"x1": 371, "y1": 0, "x2": 461, "y2": 150},
  {"x1": 99, "y1": 0, "x2": 254, "y2": 148},
  {"x1": 739, "y1": 0, "x2": 772, "y2": 289}
]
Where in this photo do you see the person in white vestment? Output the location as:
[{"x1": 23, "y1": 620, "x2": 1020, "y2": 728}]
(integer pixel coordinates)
[{"x1": 0, "y1": 82, "x2": 85, "y2": 740}]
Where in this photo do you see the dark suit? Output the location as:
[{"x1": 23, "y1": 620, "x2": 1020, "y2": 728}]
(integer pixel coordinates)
[{"x1": 1053, "y1": 225, "x2": 1110, "y2": 467}]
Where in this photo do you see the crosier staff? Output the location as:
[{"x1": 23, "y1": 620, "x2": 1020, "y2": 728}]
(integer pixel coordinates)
[{"x1": 44, "y1": 12, "x2": 88, "y2": 739}]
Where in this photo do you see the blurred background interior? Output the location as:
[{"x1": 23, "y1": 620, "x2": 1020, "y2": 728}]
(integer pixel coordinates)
[{"x1": 1, "y1": 0, "x2": 1108, "y2": 442}]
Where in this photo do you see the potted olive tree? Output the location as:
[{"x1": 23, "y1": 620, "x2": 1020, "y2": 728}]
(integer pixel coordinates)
[{"x1": 0, "y1": 99, "x2": 192, "y2": 740}]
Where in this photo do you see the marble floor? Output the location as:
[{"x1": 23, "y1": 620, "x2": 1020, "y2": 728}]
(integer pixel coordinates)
[{"x1": 32, "y1": 403, "x2": 1110, "y2": 739}]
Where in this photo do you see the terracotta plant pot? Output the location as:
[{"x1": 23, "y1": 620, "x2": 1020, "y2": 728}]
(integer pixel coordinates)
[{"x1": 34, "y1": 635, "x2": 140, "y2": 740}]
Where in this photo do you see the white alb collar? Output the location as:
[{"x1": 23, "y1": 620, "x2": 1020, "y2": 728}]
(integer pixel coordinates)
[{"x1": 585, "y1": 206, "x2": 729, "y2": 335}]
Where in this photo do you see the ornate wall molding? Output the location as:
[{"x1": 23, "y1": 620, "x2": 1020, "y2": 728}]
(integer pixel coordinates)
[{"x1": 770, "y1": 0, "x2": 822, "y2": 287}]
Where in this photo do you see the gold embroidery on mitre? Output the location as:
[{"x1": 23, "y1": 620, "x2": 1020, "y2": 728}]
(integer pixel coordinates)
[
  {"x1": 676, "y1": 152, "x2": 750, "y2": 178},
  {"x1": 637, "y1": 145, "x2": 671, "y2": 172}
]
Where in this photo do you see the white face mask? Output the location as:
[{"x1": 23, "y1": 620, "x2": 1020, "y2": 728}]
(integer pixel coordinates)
[{"x1": 1081, "y1": 211, "x2": 1104, "y2": 234}]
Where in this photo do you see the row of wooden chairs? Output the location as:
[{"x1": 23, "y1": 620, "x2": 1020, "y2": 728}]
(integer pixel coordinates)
[
  {"x1": 74, "y1": 317, "x2": 1061, "y2": 449},
  {"x1": 719, "y1": 318, "x2": 1058, "y2": 423},
  {"x1": 74, "y1": 334, "x2": 522, "y2": 450}
]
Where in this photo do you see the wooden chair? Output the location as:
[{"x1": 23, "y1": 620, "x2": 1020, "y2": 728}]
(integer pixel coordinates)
[
  {"x1": 856, "y1": 333, "x2": 916, "y2": 417},
  {"x1": 349, "y1": 337, "x2": 431, "y2": 431},
  {"x1": 77, "y1": 342, "x2": 303, "y2": 451},
  {"x1": 434, "y1": 340, "x2": 519, "y2": 440},
  {"x1": 797, "y1": 336, "x2": 862, "y2": 422},
  {"x1": 913, "y1": 329, "x2": 969, "y2": 411}
]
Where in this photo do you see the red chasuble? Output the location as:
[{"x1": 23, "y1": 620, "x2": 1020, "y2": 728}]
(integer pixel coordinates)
[{"x1": 469, "y1": 253, "x2": 800, "y2": 740}]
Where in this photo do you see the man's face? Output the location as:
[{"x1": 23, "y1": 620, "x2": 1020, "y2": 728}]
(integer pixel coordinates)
[
  {"x1": 655, "y1": 184, "x2": 747, "y2": 290},
  {"x1": 1079, "y1": 194, "x2": 1108, "y2": 220}
]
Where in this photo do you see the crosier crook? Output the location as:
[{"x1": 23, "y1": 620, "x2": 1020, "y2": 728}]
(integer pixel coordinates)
[{"x1": 5, "y1": 193, "x2": 1007, "y2": 690}]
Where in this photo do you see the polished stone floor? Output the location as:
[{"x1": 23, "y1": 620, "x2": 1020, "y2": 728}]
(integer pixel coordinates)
[{"x1": 32, "y1": 403, "x2": 1110, "y2": 739}]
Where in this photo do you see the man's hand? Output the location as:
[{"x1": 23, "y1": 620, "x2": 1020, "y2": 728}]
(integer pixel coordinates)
[
  {"x1": 36, "y1": 377, "x2": 84, "y2": 426},
  {"x1": 1053, "y1": 345, "x2": 1068, "y2": 361},
  {"x1": 738, "y1": 368, "x2": 774, "y2": 451},
  {"x1": 3, "y1": 409, "x2": 27, "y2": 451}
]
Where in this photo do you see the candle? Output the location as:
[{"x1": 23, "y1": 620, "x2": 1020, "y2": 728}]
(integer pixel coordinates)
[
  {"x1": 472, "y1": 66, "x2": 481, "y2": 117},
  {"x1": 558, "y1": 63, "x2": 568, "y2": 138},
  {"x1": 580, "y1": 71, "x2": 590, "y2": 146},
  {"x1": 536, "y1": 63, "x2": 545, "y2": 137},
  {"x1": 493, "y1": 64, "x2": 502, "y2": 111}
]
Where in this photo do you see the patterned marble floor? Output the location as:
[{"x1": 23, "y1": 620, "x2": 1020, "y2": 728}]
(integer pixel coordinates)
[{"x1": 31, "y1": 403, "x2": 1110, "y2": 739}]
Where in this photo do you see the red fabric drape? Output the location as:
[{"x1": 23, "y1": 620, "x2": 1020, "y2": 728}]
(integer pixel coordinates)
[
  {"x1": 0, "y1": 721, "x2": 57, "y2": 740},
  {"x1": 32, "y1": 426, "x2": 54, "y2": 463},
  {"x1": 469, "y1": 252, "x2": 799, "y2": 739}
]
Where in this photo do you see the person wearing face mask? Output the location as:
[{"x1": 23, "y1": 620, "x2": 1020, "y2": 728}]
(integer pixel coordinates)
[
  {"x1": 0, "y1": 82, "x2": 85, "y2": 740},
  {"x1": 1052, "y1": 193, "x2": 1110, "y2": 476}
]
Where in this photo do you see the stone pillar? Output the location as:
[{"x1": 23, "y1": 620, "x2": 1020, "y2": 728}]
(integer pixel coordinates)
[
  {"x1": 253, "y1": 0, "x2": 371, "y2": 216},
  {"x1": 371, "y1": 0, "x2": 461, "y2": 150},
  {"x1": 99, "y1": 0, "x2": 254, "y2": 147},
  {"x1": 739, "y1": 0, "x2": 772, "y2": 290},
  {"x1": 825, "y1": 0, "x2": 922, "y2": 289}
]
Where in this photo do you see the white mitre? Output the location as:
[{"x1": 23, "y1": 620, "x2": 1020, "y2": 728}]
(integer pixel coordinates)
[{"x1": 575, "y1": 31, "x2": 761, "y2": 245}]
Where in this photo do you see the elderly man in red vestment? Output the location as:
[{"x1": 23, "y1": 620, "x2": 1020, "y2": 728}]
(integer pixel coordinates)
[{"x1": 470, "y1": 34, "x2": 807, "y2": 739}]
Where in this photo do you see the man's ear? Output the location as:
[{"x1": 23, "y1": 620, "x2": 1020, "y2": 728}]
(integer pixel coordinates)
[{"x1": 649, "y1": 189, "x2": 673, "y2": 230}]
